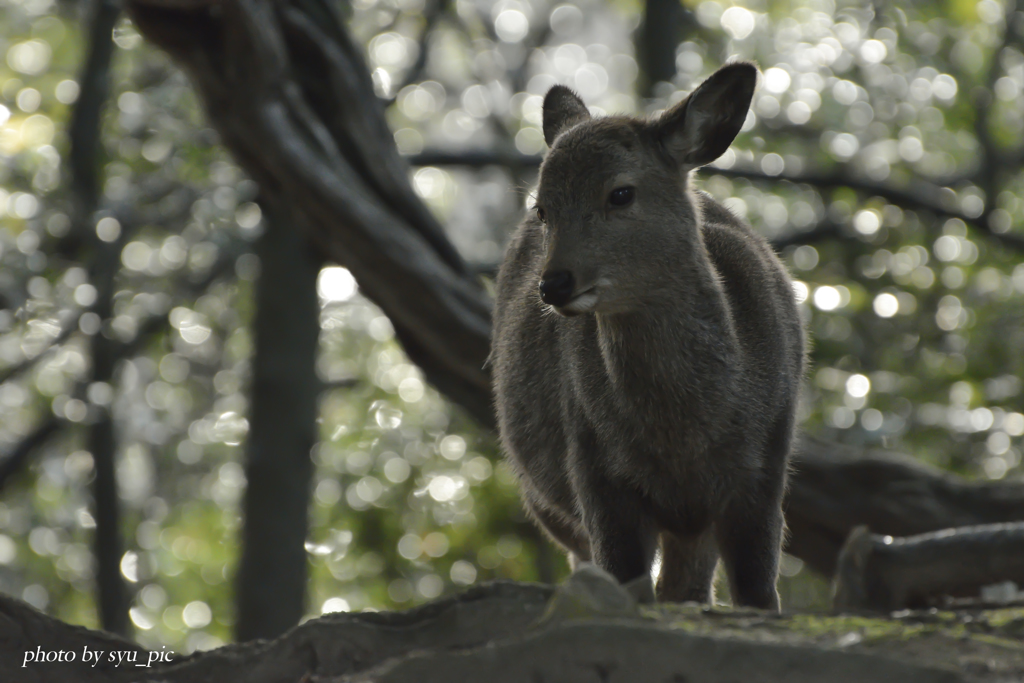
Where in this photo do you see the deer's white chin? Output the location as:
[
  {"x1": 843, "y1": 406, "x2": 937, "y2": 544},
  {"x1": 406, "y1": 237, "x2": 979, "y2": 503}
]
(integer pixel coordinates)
[{"x1": 557, "y1": 291, "x2": 600, "y2": 316}]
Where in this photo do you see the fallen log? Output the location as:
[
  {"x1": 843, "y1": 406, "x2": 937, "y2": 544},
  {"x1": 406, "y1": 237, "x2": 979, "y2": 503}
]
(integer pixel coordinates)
[
  {"x1": 787, "y1": 436, "x2": 1024, "y2": 576},
  {"x1": 833, "y1": 522, "x2": 1024, "y2": 612}
]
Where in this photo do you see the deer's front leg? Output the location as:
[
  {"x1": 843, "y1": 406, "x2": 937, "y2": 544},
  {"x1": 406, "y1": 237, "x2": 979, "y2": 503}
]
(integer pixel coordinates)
[{"x1": 569, "y1": 432, "x2": 657, "y2": 584}]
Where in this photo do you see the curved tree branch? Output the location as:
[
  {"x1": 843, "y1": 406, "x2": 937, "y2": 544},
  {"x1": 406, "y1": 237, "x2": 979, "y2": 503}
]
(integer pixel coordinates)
[
  {"x1": 709, "y1": 167, "x2": 1024, "y2": 252},
  {"x1": 127, "y1": 0, "x2": 494, "y2": 426}
]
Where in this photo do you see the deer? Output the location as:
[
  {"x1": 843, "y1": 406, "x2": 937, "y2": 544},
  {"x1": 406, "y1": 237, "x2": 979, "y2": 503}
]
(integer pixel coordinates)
[{"x1": 490, "y1": 62, "x2": 805, "y2": 610}]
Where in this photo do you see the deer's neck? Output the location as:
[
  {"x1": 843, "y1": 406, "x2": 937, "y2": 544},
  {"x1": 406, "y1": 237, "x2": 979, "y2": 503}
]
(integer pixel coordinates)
[{"x1": 594, "y1": 240, "x2": 740, "y2": 416}]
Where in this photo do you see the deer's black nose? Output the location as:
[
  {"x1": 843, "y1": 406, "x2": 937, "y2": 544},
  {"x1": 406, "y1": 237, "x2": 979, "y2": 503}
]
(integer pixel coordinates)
[{"x1": 539, "y1": 270, "x2": 575, "y2": 307}]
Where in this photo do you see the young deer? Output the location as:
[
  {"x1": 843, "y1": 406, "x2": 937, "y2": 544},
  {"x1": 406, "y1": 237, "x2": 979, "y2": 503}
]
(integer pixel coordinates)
[{"x1": 491, "y1": 62, "x2": 804, "y2": 610}]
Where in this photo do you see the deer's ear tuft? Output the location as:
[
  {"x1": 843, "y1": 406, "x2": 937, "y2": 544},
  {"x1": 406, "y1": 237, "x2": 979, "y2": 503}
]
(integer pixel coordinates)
[
  {"x1": 543, "y1": 86, "x2": 592, "y2": 147},
  {"x1": 655, "y1": 62, "x2": 758, "y2": 168}
]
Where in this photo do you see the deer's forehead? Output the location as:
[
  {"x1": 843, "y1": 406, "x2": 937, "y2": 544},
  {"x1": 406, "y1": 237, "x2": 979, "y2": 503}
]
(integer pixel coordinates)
[{"x1": 537, "y1": 124, "x2": 649, "y2": 203}]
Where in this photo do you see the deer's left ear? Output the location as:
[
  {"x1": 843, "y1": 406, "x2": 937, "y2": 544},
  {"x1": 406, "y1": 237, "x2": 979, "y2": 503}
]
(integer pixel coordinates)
[{"x1": 655, "y1": 62, "x2": 758, "y2": 168}]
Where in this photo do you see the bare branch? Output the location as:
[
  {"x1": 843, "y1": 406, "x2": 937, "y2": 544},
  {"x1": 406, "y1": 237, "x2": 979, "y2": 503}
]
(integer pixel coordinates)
[
  {"x1": 410, "y1": 150, "x2": 542, "y2": 168},
  {"x1": 407, "y1": 147, "x2": 1024, "y2": 251},
  {"x1": 704, "y1": 166, "x2": 1024, "y2": 251},
  {"x1": 0, "y1": 417, "x2": 62, "y2": 492},
  {"x1": 0, "y1": 320, "x2": 80, "y2": 387}
]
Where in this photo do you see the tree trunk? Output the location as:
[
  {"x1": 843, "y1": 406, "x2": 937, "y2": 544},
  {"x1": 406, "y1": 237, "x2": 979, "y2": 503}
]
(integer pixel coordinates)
[
  {"x1": 72, "y1": 0, "x2": 130, "y2": 637},
  {"x1": 636, "y1": 0, "x2": 684, "y2": 96},
  {"x1": 833, "y1": 522, "x2": 1024, "y2": 612},
  {"x1": 235, "y1": 203, "x2": 321, "y2": 640}
]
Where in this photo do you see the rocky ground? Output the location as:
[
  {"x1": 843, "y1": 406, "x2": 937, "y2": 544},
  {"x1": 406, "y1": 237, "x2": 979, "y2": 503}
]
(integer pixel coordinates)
[{"x1": 2, "y1": 565, "x2": 1023, "y2": 682}]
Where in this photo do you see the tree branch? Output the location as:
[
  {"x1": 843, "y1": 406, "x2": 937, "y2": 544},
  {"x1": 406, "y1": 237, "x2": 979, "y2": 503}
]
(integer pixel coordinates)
[
  {"x1": 127, "y1": 0, "x2": 495, "y2": 426},
  {"x1": 408, "y1": 147, "x2": 1024, "y2": 251},
  {"x1": 0, "y1": 320, "x2": 79, "y2": 386},
  {"x1": 409, "y1": 149, "x2": 542, "y2": 168},
  {"x1": 0, "y1": 417, "x2": 62, "y2": 491},
  {"x1": 706, "y1": 167, "x2": 1024, "y2": 252}
]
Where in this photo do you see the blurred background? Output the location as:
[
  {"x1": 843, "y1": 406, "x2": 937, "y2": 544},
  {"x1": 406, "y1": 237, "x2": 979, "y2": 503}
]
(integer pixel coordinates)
[{"x1": 0, "y1": 0, "x2": 1022, "y2": 653}]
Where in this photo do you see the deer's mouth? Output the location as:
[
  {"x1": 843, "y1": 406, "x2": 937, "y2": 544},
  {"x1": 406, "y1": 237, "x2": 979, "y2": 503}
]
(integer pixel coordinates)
[{"x1": 556, "y1": 285, "x2": 599, "y2": 316}]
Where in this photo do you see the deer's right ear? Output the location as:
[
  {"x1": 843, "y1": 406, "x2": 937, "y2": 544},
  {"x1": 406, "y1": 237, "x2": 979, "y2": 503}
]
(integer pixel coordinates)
[{"x1": 543, "y1": 86, "x2": 591, "y2": 146}]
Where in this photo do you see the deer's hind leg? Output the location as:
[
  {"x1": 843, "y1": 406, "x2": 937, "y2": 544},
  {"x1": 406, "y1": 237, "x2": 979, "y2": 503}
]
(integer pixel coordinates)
[
  {"x1": 713, "y1": 414, "x2": 793, "y2": 611},
  {"x1": 655, "y1": 528, "x2": 719, "y2": 604},
  {"x1": 713, "y1": 497, "x2": 784, "y2": 610}
]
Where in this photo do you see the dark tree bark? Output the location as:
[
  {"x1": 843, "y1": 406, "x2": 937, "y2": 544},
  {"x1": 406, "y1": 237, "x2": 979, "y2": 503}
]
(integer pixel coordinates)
[
  {"x1": 235, "y1": 204, "x2": 322, "y2": 641},
  {"x1": 86, "y1": 269, "x2": 129, "y2": 638},
  {"x1": 68, "y1": 0, "x2": 120, "y2": 219}
]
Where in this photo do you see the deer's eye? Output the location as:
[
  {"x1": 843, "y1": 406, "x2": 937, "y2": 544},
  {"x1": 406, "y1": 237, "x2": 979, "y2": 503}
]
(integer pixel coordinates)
[
  {"x1": 609, "y1": 187, "x2": 635, "y2": 207},
  {"x1": 536, "y1": 206, "x2": 546, "y2": 222}
]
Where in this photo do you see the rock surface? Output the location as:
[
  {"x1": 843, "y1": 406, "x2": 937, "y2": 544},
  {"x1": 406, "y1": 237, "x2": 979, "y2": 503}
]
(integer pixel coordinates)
[{"x1": 2, "y1": 565, "x2": 1023, "y2": 682}]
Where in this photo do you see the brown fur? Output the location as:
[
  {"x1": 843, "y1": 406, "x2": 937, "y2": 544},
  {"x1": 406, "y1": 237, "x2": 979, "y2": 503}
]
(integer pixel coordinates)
[{"x1": 491, "y1": 63, "x2": 805, "y2": 609}]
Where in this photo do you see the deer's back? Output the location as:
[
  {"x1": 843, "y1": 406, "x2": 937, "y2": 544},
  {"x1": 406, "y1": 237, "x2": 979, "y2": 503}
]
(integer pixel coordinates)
[{"x1": 695, "y1": 191, "x2": 804, "y2": 409}]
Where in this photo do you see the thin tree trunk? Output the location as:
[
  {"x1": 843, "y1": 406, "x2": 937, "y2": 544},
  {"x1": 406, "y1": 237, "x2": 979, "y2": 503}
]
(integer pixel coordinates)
[
  {"x1": 636, "y1": 0, "x2": 683, "y2": 96},
  {"x1": 71, "y1": 0, "x2": 129, "y2": 637},
  {"x1": 235, "y1": 202, "x2": 321, "y2": 640}
]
